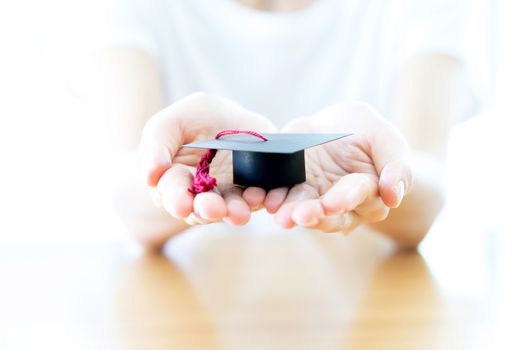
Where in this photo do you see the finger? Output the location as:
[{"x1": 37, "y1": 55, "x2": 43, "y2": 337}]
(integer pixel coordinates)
[
  {"x1": 364, "y1": 116, "x2": 412, "y2": 208},
  {"x1": 193, "y1": 192, "x2": 228, "y2": 222},
  {"x1": 291, "y1": 199, "x2": 324, "y2": 226},
  {"x1": 264, "y1": 187, "x2": 288, "y2": 214},
  {"x1": 320, "y1": 173, "x2": 376, "y2": 216},
  {"x1": 301, "y1": 212, "x2": 362, "y2": 234},
  {"x1": 242, "y1": 187, "x2": 266, "y2": 210},
  {"x1": 157, "y1": 164, "x2": 194, "y2": 218},
  {"x1": 274, "y1": 184, "x2": 318, "y2": 229},
  {"x1": 379, "y1": 164, "x2": 411, "y2": 208},
  {"x1": 378, "y1": 159, "x2": 413, "y2": 208},
  {"x1": 184, "y1": 212, "x2": 213, "y2": 226},
  {"x1": 223, "y1": 186, "x2": 251, "y2": 226},
  {"x1": 353, "y1": 196, "x2": 390, "y2": 223},
  {"x1": 340, "y1": 212, "x2": 362, "y2": 235}
]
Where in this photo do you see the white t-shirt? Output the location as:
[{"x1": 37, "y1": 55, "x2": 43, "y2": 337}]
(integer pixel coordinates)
[{"x1": 100, "y1": 0, "x2": 468, "y2": 127}]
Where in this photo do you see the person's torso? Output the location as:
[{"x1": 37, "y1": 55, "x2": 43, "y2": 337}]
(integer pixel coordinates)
[{"x1": 150, "y1": 0, "x2": 401, "y2": 126}]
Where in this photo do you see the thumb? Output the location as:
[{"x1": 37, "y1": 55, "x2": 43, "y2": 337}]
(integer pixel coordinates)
[
  {"x1": 368, "y1": 123, "x2": 413, "y2": 208},
  {"x1": 138, "y1": 108, "x2": 182, "y2": 187},
  {"x1": 378, "y1": 159, "x2": 413, "y2": 208}
]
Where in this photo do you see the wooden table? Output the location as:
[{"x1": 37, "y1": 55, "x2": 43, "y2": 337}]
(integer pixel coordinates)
[{"x1": 1, "y1": 219, "x2": 523, "y2": 350}]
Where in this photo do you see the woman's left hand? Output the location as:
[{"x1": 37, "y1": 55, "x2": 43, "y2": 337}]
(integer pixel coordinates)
[{"x1": 265, "y1": 102, "x2": 413, "y2": 234}]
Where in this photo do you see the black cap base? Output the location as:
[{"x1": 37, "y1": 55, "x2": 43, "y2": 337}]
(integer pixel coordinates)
[{"x1": 232, "y1": 150, "x2": 306, "y2": 190}]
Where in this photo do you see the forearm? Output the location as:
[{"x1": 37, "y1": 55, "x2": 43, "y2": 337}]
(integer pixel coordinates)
[
  {"x1": 113, "y1": 153, "x2": 190, "y2": 251},
  {"x1": 368, "y1": 153, "x2": 446, "y2": 249}
]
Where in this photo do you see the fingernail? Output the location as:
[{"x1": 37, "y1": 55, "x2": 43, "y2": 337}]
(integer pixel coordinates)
[{"x1": 393, "y1": 181, "x2": 405, "y2": 207}]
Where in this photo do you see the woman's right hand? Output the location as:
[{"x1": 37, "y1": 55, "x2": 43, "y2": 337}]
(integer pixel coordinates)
[{"x1": 139, "y1": 93, "x2": 277, "y2": 226}]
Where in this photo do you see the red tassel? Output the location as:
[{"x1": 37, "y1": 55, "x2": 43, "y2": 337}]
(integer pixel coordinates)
[{"x1": 189, "y1": 130, "x2": 268, "y2": 194}]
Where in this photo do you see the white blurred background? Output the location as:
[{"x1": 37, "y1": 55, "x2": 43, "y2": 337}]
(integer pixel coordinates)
[{"x1": 0, "y1": 0, "x2": 523, "y2": 242}]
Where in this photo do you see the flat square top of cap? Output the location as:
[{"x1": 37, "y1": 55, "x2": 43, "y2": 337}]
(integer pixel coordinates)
[{"x1": 183, "y1": 133, "x2": 352, "y2": 154}]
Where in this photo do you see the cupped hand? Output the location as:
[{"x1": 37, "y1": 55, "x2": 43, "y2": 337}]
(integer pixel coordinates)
[
  {"x1": 266, "y1": 102, "x2": 413, "y2": 234},
  {"x1": 139, "y1": 93, "x2": 276, "y2": 226}
]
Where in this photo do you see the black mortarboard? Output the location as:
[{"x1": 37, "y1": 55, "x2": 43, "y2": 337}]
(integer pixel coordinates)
[{"x1": 183, "y1": 132, "x2": 351, "y2": 191}]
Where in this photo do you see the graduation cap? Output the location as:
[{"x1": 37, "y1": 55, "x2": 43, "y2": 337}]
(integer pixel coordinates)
[{"x1": 183, "y1": 130, "x2": 351, "y2": 193}]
